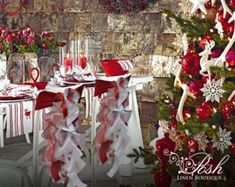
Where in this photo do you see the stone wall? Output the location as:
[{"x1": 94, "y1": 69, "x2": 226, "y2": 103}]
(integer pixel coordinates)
[{"x1": 0, "y1": 0, "x2": 180, "y2": 58}]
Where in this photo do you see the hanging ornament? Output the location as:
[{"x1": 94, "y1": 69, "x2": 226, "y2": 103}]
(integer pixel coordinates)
[
  {"x1": 182, "y1": 52, "x2": 201, "y2": 77},
  {"x1": 196, "y1": 102, "x2": 212, "y2": 120},
  {"x1": 201, "y1": 78, "x2": 226, "y2": 103},
  {"x1": 212, "y1": 127, "x2": 232, "y2": 153},
  {"x1": 226, "y1": 49, "x2": 235, "y2": 66},
  {"x1": 187, "y1": 138, "x2": 199, "y2": 153},
  {"x1": 189, "y1": 80, "x2": 204, "y2": 97},
  {"x1": 193, "y1": 131, "x2": 209, "y2": 151},
  {"x1": 222, "y1": 101, "x2": 234, "y2": 120}
]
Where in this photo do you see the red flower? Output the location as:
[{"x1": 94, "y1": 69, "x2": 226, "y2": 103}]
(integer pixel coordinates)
[
  {"x1": 27, "y1": 36, "x2": 35, "y2": 45},
  {"x1": 5, "y1": 34, "x2": 13, "y2": 43}
]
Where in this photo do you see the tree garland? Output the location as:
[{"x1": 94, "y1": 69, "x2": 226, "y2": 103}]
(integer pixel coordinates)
[{"x1": 99, "y1": 0, "x2": 157, "y2": 13}]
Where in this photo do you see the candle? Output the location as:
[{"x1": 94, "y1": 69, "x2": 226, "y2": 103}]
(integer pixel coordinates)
[
  {"x1": 64, "y1": 54, "x2": 73, "y2": 73},
  {"x1": 79, "y1": 54, "x2": 87, "y2": 69}
]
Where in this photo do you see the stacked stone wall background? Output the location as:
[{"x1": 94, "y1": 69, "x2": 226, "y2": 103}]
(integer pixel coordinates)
[{"x1": 0, "y1": 0, "x2": 180, "y2": 58}]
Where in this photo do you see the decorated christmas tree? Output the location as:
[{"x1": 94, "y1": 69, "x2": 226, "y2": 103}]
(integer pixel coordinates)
[{"x1": 130, "y1": 1, "x2": 235, "y2": 187}]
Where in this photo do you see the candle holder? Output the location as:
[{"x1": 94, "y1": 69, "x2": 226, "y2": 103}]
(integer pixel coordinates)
[{"x1": 59, "y1": 38, "x2": 97, "y2": 81}]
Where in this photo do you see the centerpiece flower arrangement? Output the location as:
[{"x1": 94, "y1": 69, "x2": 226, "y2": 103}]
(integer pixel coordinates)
[
  {"x1": 0, "y1": 27, "x2": 65, "y2": 83},
  {"x1": 0, "y1": 27, "x2": 65, "y2": 59}
]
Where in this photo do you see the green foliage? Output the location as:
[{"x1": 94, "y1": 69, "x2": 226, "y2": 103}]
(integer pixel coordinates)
[{"x1": 127, "y1": 147, "x2": 157, "y2": 165}]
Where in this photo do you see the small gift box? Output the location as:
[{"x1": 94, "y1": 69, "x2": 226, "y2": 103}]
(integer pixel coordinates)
[{"x1": 100, "y1": 59, "x2": 133, "y2": 76}]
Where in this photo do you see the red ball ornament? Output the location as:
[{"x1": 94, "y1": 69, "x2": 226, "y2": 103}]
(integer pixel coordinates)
[
  {"x1": 182, "y1": 52, "x2": 201, "y2": 77},
  {"x1": 226, "y1": 49, "x2": 235, "y2": 67},
  {"x1": 187, "y1": 138, "x2": 199, "y2": 153},
  {"x1": 222, "y1": 102, "x2": 234, "y2": 120},
  {"x1": 198, "y1": 34, "x2": 213, "y2": 50},
  {"x1": 196, "y1": 102, "x2": 212, "y2": 120},
  {"x1": 189, "y1": 80, "x2": 203, "y2": 97}
]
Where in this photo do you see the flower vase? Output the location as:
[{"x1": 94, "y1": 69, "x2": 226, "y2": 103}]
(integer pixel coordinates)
[
  {"x1": 38, "y1": 53, "x2": 56, "y2": 82},
  {"x1": 7, "y1": 53, "x2": 25, "y2": 84},
  {"x1": 7, "y1": 53, "x2": 38, "y2": 84},
  {"x1": 0, "y1": 54, "x2": 7, "y2": 80},
  {"x1": 0, "y1": 54, "x2": 10, "y2": 90}
]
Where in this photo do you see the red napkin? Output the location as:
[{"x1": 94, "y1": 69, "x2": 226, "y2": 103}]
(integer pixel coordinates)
[
  {"x1": 35, "y1": 86, "x2": 84, "y2": 110},
  {"x1": 35, "y1": 91, "x2": 64, "y2": 110},
  {"x1": 94, "y1": 80, "x2": 117, "y2": 97}
]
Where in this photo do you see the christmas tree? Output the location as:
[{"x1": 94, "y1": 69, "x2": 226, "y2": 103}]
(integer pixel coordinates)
[{"x1": 130, "y1": 1, "x2": 235, "y2": 187}]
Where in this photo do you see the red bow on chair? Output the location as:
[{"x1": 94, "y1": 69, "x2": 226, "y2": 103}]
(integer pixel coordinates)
[{"x1": 94, "y1": 76, "x2": 132, "y2": 177}]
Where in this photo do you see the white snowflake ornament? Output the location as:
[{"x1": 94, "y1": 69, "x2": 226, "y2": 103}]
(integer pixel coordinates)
[
  {"x1": 193, "y1": 131, "x2": 209, "y2": 151},
  {"x1": 212, "y1": 127, "x2": 232, "y2": 153},
  {"x1": 201, "y1": 79, "x2": 226, "y2": 103}
]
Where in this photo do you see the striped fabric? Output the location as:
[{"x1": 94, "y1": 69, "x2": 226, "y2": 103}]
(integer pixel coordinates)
[
  {"x1": 83, "y1": 87, "x2": 95, "y2": 118},
  {"x1": 6, "y1": 100, "x2": 34, "y2": 138},
  {"x1": 117, "y1": 60, "x2": 133, "y2": 71}
]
